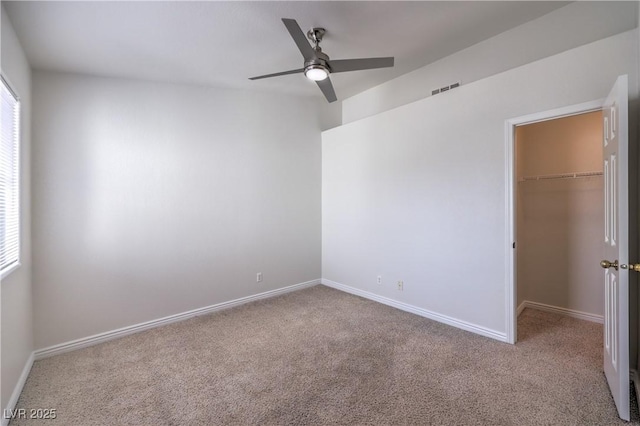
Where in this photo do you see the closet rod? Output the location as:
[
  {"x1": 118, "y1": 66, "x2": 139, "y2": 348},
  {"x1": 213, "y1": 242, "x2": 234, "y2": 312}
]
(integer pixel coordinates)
[{"x1": 518, "y1": 171, "x2": 603, "y2": 182}]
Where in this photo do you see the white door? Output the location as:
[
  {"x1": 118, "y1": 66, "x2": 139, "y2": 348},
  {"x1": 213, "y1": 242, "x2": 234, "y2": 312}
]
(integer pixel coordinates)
[{"x1": 601, "y1": 74, "x2": 629, "y2": 421}]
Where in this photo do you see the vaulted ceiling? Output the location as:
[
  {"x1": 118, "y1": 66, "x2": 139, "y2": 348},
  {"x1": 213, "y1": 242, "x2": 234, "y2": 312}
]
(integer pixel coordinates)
[{"x1": 4, "y1": 2, "x2": 572, "y2": 101}]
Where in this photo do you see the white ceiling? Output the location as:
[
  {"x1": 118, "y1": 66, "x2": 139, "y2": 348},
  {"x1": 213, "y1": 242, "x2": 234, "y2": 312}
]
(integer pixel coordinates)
[{"x1": 4, "y1": 1, "x2": 571, "y2": 101}]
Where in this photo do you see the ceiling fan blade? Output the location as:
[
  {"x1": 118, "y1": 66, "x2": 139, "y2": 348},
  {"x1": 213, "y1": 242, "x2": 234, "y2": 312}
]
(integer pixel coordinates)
[
  {"x1": 282, "y1": 18, "x2": 316, "y2": 61},
  {"x1": 249, "y1": 68, "x2": 304, "y2": 80},
  {"x1": 329, "y1": 57, "x2": 394, "y2": 73},
  {"x1": 316, "y1": 78, "x2": 337, "y2": 103}
]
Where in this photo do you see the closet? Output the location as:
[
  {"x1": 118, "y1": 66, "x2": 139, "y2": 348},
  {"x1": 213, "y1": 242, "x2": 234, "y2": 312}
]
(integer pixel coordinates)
[{"x1": 516, "y1": 111, "x2": 604, "y2": 325}]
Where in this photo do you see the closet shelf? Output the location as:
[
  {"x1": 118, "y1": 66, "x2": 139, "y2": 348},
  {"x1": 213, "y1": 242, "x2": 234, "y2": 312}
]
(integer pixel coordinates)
[{"x1": 518, "y1": 171, "x2": 603, "y2": 182}]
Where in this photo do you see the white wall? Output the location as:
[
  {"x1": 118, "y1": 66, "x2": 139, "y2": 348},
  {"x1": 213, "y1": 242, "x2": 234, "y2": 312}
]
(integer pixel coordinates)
[
  {"x1": 32, "y1": 72, "x2": 325, "y2": 349},
  {"x1": 0, "y1": 7, "x2": 33, "y2": 412},
  {"x1": 342, "y1": 1, "x2": 638, "y2": 124},
  {"x1": 322, "y1": 30, "x2": 638, "y2": 338},
  {"x1": 516, "y1": 112, "x2": 604, "y2": 316}
]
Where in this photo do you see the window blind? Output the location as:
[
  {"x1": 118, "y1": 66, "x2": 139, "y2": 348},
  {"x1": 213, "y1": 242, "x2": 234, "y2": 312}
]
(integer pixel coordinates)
[{"x1": 1, "y1": 77, "x2": 20, "y2": 274}]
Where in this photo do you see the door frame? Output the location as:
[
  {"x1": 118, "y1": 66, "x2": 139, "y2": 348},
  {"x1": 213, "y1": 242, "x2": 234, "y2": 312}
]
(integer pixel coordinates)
[{"x1": 504, "y1": 99, "x2": 605, "y2": 344}]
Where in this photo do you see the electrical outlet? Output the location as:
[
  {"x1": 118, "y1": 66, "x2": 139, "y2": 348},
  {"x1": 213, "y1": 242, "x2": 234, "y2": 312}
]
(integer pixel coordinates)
[
  {"x1": 397, "y1": 280, "x2": 403, "y2": 291},
  {"x1": 377, "y1": 275, "x2": 382, "y2": 285},
  {"x1": 256, "y1": 272, "x2": 263, "y2": 283}
]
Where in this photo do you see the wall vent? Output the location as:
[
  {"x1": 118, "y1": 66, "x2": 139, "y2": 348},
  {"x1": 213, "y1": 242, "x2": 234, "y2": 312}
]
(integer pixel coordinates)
[{"x1": 431, "y1": 81, "x2": 461, "y2": 96}]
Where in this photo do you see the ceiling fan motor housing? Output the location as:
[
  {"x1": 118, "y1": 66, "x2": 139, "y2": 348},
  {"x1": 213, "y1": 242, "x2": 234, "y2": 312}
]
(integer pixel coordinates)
[{"x1": 305, "y1": 50, "x2": 331, "y2": 74}]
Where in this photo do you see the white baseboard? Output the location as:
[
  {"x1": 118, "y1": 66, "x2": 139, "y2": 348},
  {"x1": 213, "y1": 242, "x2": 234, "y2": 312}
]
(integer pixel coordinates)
[
  {"x1": 35, "y1": 279, "x2": 320, "y2": 360},
  {"x1": 2, "y1": 352, "x2": 34, "y2": 426},
  {"x1": 517, "y1": 302, "x2": 526, "y2": 317},
  {"x1": 321, "y1": 279, "x2": 507, "y2": 342},
  {"x1": 519, "y1": 300, "x2": 603, "y2": 324}
]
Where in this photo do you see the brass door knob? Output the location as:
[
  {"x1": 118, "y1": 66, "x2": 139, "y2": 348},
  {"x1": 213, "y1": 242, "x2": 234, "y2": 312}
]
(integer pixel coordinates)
[
  {"x1": 615, "y1": 263, "x2": 640, "y2": 272},
  {"x1": 624, "y1": 263, "x2": 640, "y2": 272},
  {"x1": 601, "y1": 260, "x2": 619, "y2": 270}
]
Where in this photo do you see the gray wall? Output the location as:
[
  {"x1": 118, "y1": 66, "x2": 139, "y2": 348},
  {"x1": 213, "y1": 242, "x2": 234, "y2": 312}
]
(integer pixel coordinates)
[
  {"x1": 0, "y1": 8, "x2": 34, "y2": 412},
  {"x1": 342, "y1": 1, "x2": 638, "y2": 124},
  {"x1": 322, "y1": 30, "x2": 638, "y2": 338},
  {"x1": 31, "y1": 72, "x2": 325, "y2": 349}
]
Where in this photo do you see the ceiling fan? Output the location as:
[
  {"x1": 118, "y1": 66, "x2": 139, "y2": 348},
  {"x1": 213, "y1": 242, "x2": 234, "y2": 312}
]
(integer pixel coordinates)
[{"x1": 249, "y1": 18, "x2": 394, "y2": 103}]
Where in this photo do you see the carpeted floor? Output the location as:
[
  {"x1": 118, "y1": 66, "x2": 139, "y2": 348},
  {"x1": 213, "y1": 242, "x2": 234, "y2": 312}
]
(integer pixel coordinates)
[{"x1": 9, "y1": 285, "x2": 639, "y2": 425}]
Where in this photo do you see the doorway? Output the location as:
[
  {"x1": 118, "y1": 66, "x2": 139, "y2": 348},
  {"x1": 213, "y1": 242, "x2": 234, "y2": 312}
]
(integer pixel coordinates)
[
  {"x1": 504, "y1": 99, "x2": 604, "y2": 344},
  {"x1": 505, "y1": 76, "x2": 631, "y2": 421},
  {"x1": 515, "y1": 111, "x2": 604, "y2": 331}
]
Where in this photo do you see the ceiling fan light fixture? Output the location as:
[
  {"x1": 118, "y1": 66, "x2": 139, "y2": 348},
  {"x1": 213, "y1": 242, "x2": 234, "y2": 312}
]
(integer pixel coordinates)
[{"x1": 305, "y1": 65, "x2": 329, "y2": 81}]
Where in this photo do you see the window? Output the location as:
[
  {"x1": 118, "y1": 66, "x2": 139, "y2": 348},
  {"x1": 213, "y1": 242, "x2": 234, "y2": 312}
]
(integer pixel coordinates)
[{"x1": 1, "y1": 76, "x2": 20, "y2": 276}]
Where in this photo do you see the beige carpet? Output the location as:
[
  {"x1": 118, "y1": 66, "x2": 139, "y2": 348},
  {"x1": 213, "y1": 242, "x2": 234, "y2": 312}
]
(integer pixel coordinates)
[{"x1": 9, "y1": 285, "x2": 639, "y2": 425}]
